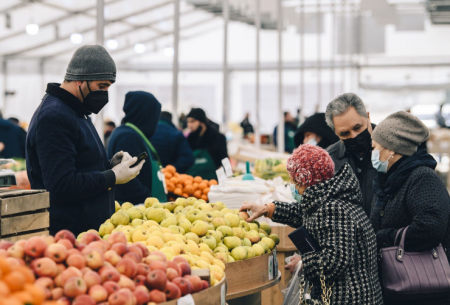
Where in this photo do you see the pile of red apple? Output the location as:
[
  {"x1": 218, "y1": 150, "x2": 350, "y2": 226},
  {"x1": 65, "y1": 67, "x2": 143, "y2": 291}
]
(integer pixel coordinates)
[{"x1": 0, "y1": 230, "x2": 210, "y2": 305}]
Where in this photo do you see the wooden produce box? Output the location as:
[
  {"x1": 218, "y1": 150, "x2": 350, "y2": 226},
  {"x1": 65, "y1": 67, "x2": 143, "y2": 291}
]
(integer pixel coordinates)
[
  {"x1": 161, "y1": 276, "x2": 226, "y2": 305},
  {"x1": 0, "y1": 190, "x2": 49, "y2": 241}
]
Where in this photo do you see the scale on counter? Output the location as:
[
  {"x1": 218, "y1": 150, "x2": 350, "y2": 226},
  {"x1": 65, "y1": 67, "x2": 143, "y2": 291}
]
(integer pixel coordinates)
[{"x1": 0, "y1": 159, "x2": 17, "y2": 187}]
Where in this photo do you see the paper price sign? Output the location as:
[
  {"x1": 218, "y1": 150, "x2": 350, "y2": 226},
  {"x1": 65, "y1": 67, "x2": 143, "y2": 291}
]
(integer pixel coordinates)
[
  {"x1": 268, "y1": 255, "x2": 274, "y2": 280},
  {"x1": 221, "y1": 158, "x2": 233, "y2": 177},
  {"x1": 273, "y1": 248, "x2": 278, "y2": 279},
  {"x1": 177, "y1": 294, "x2": 195, "y2": 305},
  {"x1": 216, "y1": 167, "x2": 227, "y2": 185},
  {"x1": 221, "y1": 283, "x2": 226, "y2": 305}
]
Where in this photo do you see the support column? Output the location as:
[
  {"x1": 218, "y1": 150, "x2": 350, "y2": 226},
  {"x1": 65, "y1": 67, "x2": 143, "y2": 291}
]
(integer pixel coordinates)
[
  {"x1": 299, "y1": 0, "x2": 304, "y2": 126},
  {"x1": 254, "y1": 0, "x2": 261, "y2": 148},
  {"x1": 172, "y1": 0, "x2": 180, "y2": 126},
  {"x1": 316, "y1": 1, "x2": 321, "y2": 112},
  {"x1": 277, "y1": 0, "x2": 284, "y2": 154},
  {"x1": 95, "y1": 0, "x2": 105, "y2": 143},
  {"x1": 222, "y1": 0, "x2": 229, "y2": 127},
  {"x1": 1, "y1": 58, "x2": 7, "y2": 116}
]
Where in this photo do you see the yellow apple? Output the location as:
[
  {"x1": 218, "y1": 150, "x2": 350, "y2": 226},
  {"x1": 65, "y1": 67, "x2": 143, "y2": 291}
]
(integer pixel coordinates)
[{"x1": 146, "y1": 236, "x2": 164, "y2": 249}]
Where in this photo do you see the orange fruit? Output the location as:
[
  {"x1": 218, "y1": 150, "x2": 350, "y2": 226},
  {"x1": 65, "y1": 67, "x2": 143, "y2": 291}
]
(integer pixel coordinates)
[
  {"x1": 161, "y1": 168, "x2": 167, "y2": 173},
  {"x1": 182, "y1": 193, "x2": 189, "y2": 198},
  {"x1": 174, "y1": 188, "x2": 183, "y2": 196},
  {"x1": 201, "y1": 195, "x2": 208, "y2": 201},
  {"x1": 184, "y1": 185, "x2": 194, "y2": 195},
  {"x1": 164, "y1": 172, "x2": 172, "y2": 180},
  {"x1": 198, "y1": 182, "x2": 208, "y2": 190},
  {"x1": 0, "y1": 281, "x2": 11, "y2": 296},
  {"x1": 193, "y1": 190, "x2": 202, "y2": 199},
  {"x1": 209, "y1": 179, "x2": 218, "y2": 186},
  {"x1": 192, "y1": 183, "x2": 199, "y2": 191},
  {"x1": 3, "y1": 270, "x2": 25, "y2": 292},
  {"x1": 203, "y1": 187, "x2": 210, "y2": 195},
  {"x1": 184, "y1": 179, "x2": 192, "y2": 186},
  {"x1": 194, "y1": 176, "x2": 202, "y2": 183},
  {"x1": 176, "y1": 184, "x2": 183, "y2": 190},
  {"x1": 11, "y1": 291, "x2": 33, "y2": 304},
  {"x1": 25, "y1": 283, "x2": 45, "y2": 305},
  {"x1": 13, "y1": 266, "x2": 35, "y2": 284},
  {"x1": 166, "y1": 182, "x2": 175, "y2": 192},
  {"x1": 170, "y1": 177, "x2": 179, "y2": 185},
  {"x1": 0, "y1": 258, "x2": 10, "y2": 276},
  {"x1": 0, "y1": 297, "x2": 22, "y2": 305},
  {"x1": 166, "y1": 165, "x2": 176, "y2": 174}
]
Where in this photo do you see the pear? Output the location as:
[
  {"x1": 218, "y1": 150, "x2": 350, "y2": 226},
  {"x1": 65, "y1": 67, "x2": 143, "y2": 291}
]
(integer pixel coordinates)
[
  {"x1": 231, "y1": 246, "x2": 247, "y2": 261},
  {"x1": 126, "y1": 207, "x2": 144, "y2": 221},
  {"x1": 260, "y1": 222, "x2": 272, "y2": 235},
  {"x1": 115, "y1": 201, "x2": 121, "y2": 212},
  {"x1": 269, "y1": 234, "x2": 280, "y2": 246},
  {"x1": 121, "y1": 202, "x2": 134, "y2": 210},
  {"x1": 111, "y1": 210, "x2": 130, "y2": 226},
  {"x1": 144, "y1": 197, "x2": 160, "y2": 208}
]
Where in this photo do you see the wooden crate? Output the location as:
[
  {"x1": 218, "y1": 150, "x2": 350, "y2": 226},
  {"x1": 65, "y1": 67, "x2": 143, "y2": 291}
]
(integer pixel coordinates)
[
  {"x1": 0, "y1": 190, "x2": 49, "y2": 240},
  {"x1": 161, "y1": 276, "x2": 226, "y2": 305},
  {"x1": 271, "y1": 225, "x2": 296, "y2": 251}
]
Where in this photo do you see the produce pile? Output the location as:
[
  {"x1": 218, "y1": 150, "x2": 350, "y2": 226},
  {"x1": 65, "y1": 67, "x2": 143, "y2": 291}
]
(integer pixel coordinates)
[
  {"x1": 254, "y1": 158, "x2": 289, "y2": 181},
  {"x1": 96, "y1": 198, "x2": 279, "y2": 278},
  {"x1": 161, "y1": 165, "x2": 217, "y2": 200},
  {"x1": 0, "y1": 229, "x2": 211, "y2": 304}
]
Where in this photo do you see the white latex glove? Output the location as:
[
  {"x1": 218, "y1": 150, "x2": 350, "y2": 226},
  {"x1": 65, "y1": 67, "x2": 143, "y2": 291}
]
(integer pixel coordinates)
[
  {"x1": 110, "y1": 151, "x2": 132, "y2": 168},
  {"x1": 112, "y1": 157, "x2": 144, "y2": 184}
]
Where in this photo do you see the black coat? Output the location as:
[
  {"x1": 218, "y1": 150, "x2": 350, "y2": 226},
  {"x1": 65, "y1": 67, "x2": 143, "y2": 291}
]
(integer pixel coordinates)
[
  {"x1": 187, "y1": 126, "x2": 228, "y2": 169},
  {"x1": 0, "y1": 118, "x2": 26, "y2": 159},
  {"x1": 370, "y1": 150, "x2": 450, "y2": 305},
  {"x1": 26, "y1": 84, "x2": 115, "y2": 236},
  {"x1": 272, "y1": 164, "x2": 383, "y2": 305},
  {"x1": 294, "y1": 113, "x2": 339, "y2": 148}
]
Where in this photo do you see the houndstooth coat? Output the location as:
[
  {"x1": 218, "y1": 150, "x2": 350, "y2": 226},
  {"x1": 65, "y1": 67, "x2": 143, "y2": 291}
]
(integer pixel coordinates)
[{"x1": 273, "y1": 163, "x2": 383, "y2": 305}]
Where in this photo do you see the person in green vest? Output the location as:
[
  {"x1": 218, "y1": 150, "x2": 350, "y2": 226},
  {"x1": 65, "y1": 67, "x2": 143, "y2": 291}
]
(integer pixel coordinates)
[
  {"x1": 186, "y1": 108, "x2": 228, "y2": 180},
  {"x1": 107, "y1": 91, "x2": 167, "y2": 204}
]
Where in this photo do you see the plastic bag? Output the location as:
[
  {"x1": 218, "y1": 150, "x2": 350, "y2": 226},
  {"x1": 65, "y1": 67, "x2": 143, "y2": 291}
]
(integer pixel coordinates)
[{"x1": 282, "y1": 254, "x2": 303, "y2": 305}]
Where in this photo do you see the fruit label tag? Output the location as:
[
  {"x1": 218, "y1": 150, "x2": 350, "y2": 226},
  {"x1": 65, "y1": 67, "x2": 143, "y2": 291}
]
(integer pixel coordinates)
[
  {"x1": 273, "y1": 248, "x2": 278, "y2": 279},
  {"x1": 178, "y1": 294, "x2": 195, "y2": 305},
  {"x1": 221, "y1": 282, "x2": 226, "y2": 305},
  {"x1": 268, "y1": 254, "x2": 274, "y2": 280},
  {"x1": 158, "y1": 170, "x2": 168, "y2": 194},
  {"x1": 216, "y1": 167, "x2": 227, "y2": 185},
  {"x1": 221, "y1": 158, "x2": 233, "y2": 177}
]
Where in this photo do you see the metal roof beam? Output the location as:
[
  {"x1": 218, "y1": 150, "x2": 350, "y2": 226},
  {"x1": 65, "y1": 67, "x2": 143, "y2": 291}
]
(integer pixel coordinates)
[{"x1": 0, "y1": 2, "x2": 29, "y2": 15}]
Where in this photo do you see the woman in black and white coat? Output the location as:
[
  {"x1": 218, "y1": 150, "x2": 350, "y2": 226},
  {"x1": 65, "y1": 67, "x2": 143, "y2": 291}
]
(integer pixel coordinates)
[{"x1": 241, "y1": 144, "x2": 383, "y2": 305}]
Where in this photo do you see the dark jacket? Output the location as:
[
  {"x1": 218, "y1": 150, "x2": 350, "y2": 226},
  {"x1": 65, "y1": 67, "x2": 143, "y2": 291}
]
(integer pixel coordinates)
[
  {"x1": 273, "y1": 122, "x2": 297, "y2": 153},
  {"x1": 107, "y1": 91, "x2": 161, "y2": 205},
  {"x1": 272, "y1": 164, "x2": 383, "y2": 305},
  {"x1": 294, "y1": 113, "x2": 339, "y2": 148},
  {"x1": 327, "y1": 126, "x2": 377, "y2": 217},
  {"x1": 370, "y1": 150, "x2": 450, "y2": 305},
  {"x1": 240, "y1": 118, "x2": 254, "y2": 136},
  {"x1": 26, "y1": 83, "x2": 116, "y2": 236},
  {"x1": 150, "y1": 118, "x2": 194, "y2": 173},
  {"x1": 187, "y1": 126, "x2": 228, "y2": 169},
  {"x1": 0, "y1": 118, "x2": 26, "y2": 159}
]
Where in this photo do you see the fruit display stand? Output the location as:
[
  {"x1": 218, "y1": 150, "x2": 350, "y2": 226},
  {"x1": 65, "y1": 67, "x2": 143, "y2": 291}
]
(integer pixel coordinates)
[
  {"x1": 226, "y1": 249, "x2": 281, "y2": 305},
  {"x1": 261, "y1": 225, "x2": 297, "y2": 305},
  {"x1": 0, "y1": 189, "x2": 49, "y2": 241},
  {"x1": 161, "y1": 276, "x2": 227, "y2": 305}
]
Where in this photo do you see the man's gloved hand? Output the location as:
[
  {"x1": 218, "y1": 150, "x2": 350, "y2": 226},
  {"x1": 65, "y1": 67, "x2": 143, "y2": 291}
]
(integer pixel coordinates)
[
  {"x1": 110, "y1": 151, "x2": 132, "y2": 168},
  {"x1": 112, "y1": 157, "x2": 144, "y2": 184}
]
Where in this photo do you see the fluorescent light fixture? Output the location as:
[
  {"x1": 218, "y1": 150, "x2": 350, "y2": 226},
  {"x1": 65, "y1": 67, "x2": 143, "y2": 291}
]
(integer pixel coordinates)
[
  {"x1": 106, "y1": 39, "x2": 118, "y2": 50},
  {"x1": 26, "y1": 23, "x2": 39, "y2": 35},
  {"x1": 163, "y1": 46, "x2": 174, "y2": 57},
  {"x1": 70, "y1": 33, "x2": 83, "y2": 44},
  {"x1": 134, "y1": 43, "x2": 146, "y2": 54}
]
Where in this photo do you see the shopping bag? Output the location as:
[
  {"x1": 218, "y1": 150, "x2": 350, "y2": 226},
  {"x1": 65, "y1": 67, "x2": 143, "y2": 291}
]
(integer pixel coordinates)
[{"x1": 282, "y1": 255, "x2": 303, "y2": 305}]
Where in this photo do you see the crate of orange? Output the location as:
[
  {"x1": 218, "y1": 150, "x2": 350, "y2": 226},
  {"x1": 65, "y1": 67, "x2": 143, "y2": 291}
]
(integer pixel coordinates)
[{"x1": 162, "y1": 165, "x2": 218, "y2": 202}]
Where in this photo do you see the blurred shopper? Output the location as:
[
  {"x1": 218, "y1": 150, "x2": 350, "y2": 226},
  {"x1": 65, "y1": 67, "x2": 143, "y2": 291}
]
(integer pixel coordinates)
[
  {"x1": 104, "y1": 120, "x2": 116, "y2": 147},
  {"x1": 370, "y1": 111, "x2": 450, "y2": 305},
  {"x1": 151, "y1": 111, "x2": 194, "y2": 173},
  {"x1": 186, "y1": 108, "x2": 228, "y2": 180},
  {"x1": 241, "y1": 145, "x2": 382, "y2": 305},
  {"x1": 108, "y1": 91, "x2": 167, "y2": 204},
  {"x1": 325, "y1": 93, "x2": 376, "y2": 216},
  {"x1": 208, "y1": 118, "x2": 220, "y2": 132},
  {"x1": 26, "y1": 45, "x2": 144, "y2": 236},
  {"x1": 294, "y1": 112, "x2": 339, "y2": 149},
  {"x1": 179, "y1": 113, "x2": 187, "y2": 130},
  {"x1": 0, "y1": 117, "x2": 26, "y2": 159},
  {"x1": 273, "y1": 111, "x2": 297, "y2": 153},
  {"x1": 240, "y1": 113, "x2": 254, "y2": 138}
]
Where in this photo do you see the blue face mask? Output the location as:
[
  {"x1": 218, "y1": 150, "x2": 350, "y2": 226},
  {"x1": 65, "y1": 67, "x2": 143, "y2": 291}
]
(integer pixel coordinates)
[
  {"x1": 371, "y1": 148, "x2": 393, "y2": 173},
  {"x1": 290, "y1": 183, "x2": 303, "y2": 203},
  {"x1": 306, "y1": 137, "x2": 318, "y2": 146}
]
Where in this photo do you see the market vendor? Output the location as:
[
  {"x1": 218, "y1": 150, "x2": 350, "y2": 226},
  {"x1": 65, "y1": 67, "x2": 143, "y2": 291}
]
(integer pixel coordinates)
[
  {"x1": 107, "y1": 91, "x2": 167, "y2": 204},
  {"x1": 186, "y1": 108, "x2": 228, "y2": 180},
  {"x1": 26, "y1": 45, "x2": 144, "y2": 236}
]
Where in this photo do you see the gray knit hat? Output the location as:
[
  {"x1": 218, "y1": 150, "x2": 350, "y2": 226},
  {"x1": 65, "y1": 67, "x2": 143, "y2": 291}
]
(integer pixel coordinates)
[
  {"x1": 372, "y1": 111, "x2": 430, "y2": 156},
  {"x1": 65, "y1": 45, "x2": 116, "y2": 83}
]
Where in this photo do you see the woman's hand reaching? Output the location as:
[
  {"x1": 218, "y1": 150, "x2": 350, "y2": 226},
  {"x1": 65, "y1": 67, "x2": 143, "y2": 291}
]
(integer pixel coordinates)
[
  {"x1": 285, "y1": 254, "x2": 302, "y2": 274},
  {"x1": 239, "y1": 202, "x2": 268, "y2": 222}
]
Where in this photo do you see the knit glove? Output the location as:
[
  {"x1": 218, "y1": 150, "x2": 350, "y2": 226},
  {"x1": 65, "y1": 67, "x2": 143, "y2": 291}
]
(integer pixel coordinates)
[{"x1": 110, "y1": 151, "x2": 132, "y2": 168}]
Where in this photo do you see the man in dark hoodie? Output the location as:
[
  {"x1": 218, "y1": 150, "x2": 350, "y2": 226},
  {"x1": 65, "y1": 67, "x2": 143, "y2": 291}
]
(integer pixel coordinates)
[
  {"x1": 294, "y1": 113, "x2": 339, "y2": 149},
  {"x1": 186, "y1": 108, "x2": 228, "y2": 180},
  {"x1": 151, "y1": 111, "x2": 194, "y2": 173},
  {"x1": 0, "y1": 117, "x2": 26, "y2": 159},
  {"x1": 26, "y1": 45, "x2": 143, "y2": 236},
  {"x1": 107, "y1": 91, "x2": 167, "y2": 204}
]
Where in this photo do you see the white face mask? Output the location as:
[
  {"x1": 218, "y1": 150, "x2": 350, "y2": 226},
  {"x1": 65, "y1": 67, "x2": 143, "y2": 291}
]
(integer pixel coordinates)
[
  {"x1": 306, "y1": 137, "x2": 318, "y2": 146},
  {"x1": 371, "y1": 148, "x2": 394, "y2": 173}
]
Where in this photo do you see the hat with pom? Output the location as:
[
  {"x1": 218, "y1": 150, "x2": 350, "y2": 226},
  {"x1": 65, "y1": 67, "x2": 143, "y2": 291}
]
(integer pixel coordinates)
[{"x1": 287, "y1": 144, "x2": 335, "y2": 188}]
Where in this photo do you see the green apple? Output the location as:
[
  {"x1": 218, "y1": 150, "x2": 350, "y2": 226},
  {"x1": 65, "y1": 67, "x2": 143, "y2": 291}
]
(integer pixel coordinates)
[
  {"x1": 187, "y1": 209, "x2": 206, "y2": 223},
  {"x1": 160, "y1": 217, "x2": 177, "y2": 228},
  {"x1": 207, "y1": 223, "x2": 215, "y2": 231},
  {"x1": 259, "y1": 229, "x2": 268, "y2": 237},
  {"x1": 232, "y1": 227, "x2": 245, "y2": 239},
  {"x1": 99, "y1": 222, "x2": 115, "y2": 237},
  {"x1": 144, "y1": 197, "x2": 160, "y2": 208},
  {"x1": 269, "y1": 234, "x2": 280, "y2": 246},
  {"x1": 121, "y1": 202, "x2": 134, "y2": 210},
  {"x1": 239, "y1": 220, "x2": 250, "y2": 231},
  {"x1": 163, "y1": 202, "x2": 177, "y2": 212},
  {"x1": 175, "y1": 197, "x2": 187, "y2": 207},
  {"x1": 224, "y1": 213, "x2": 240, "y2": 228},
  {"x1": 246, "y1": 230, "x2": 261, "y2": 243},
  {"x1": 260, "y1": 222, "x2": 272, "y2": 235},
  {"x1": 211, "y1": 211, "x2": 223, "y2": 217},
  {"x1": 227, "y1": 255, "x2": 235, "y2": 263},
  {"x1": 245, "y1": 246, "x2": 255, "y2": 259},
  {"x1": 178, "y1": 219, "x2": 192, "y2": 233},
  {"x1": 185, "y1": 232, "x2": 200, "y2": 244},
  {"x1": 146, "y1": 208, "x2": 166, "y2": 223},
  {"x1": 111, "y1": 210, "x2": 130, "y2": 226},
  {"x1": 185, "y1": 197, "x2": 196, "y2": 206},
  {"x1": 252, "y1": 244, "x2": 265, "y2": 256},
  {"x1": 190, "y1": 220, "x2": 209, "y2": 236},
  {"x1": 204, "y1": 212, "x2": 214, "y2": 222},
  {"x1": 103, "y1": 234, "x2": 110, "y2": 240},
  {"x1": 241, "y1": 237, "x2": 251, "y2": 247},
  {"x1": 168, "y1": 225, "x2": 185, "y2": 235},
  {"x1": 224, "y1": 236, "x2": 242, "y2": 250},
  {"x1": 211, "y1": 217, "x2": 226, "y2": 229},
  {"x1": 206, "y1": 230, "x2": 223, "y2": 243},
  {"x1": 131, "y1": 219, "x2": 144, "y2": 227},
  {"x1": 261, "y1": 237, "x2": 276, "y2": 250},
  {"x1": 198, "y1": 203, "x2": 213, "y2": 212},
  {"x1": 216, "y1": 226, "x2": 233, "y2": 237},
  {"x1": 132, "y1": 228, "x2": 151, "y2": 243},
  {"x1": 214, "y1": 246, "x2": 229, "y2": 254},
  {"x1": 221, "y1": 208, "x2": 233, "y2": 215},
  {"x1": 77, "y1": 232, "x2": 86, "y2": 240},
  {"x1": 152, "y1": 202, "x2": 164, "y2": 209},
  {"x1": 115, "y1": 201, "x2": 121, "y2": 212},
  {"x1": 258, "y1": 241, "x2": 270, "y2": 253},
  {"x1": 216, "y1": 243, "x2": 228, "y2": 251},
  {"x1": 248, "y1": 222, "x2": 259, "y2": 231},
  {"x1": 126, "y1": 207, "x2": 144, "y2": 221},
  {"x1": 174, "y1": 206, "x2": 184, "y2": 213},
  {"x1": 201, "y1": 236, "x2": 217, "y2": 250},
  {"x1": 214, "y1": 252, "x2": 228, "y2": 264},
  {"x1": 231, "y1": 246, "x2": 247, "y2": 261},
  {"x1": 213, "y1": 201, "x2": 226, "y2": 211}
]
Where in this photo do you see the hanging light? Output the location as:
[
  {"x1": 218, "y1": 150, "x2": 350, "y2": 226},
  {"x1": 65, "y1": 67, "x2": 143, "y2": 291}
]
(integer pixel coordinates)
[
  {"x1": 26, "y1": 23, "x2": 39, "y2": 35},
  {"x1": 134, "y1": 43, "x2": 146, "y2": 54},
  {"x1": 70, "y1": 33, "x2": 83, "y2": 44},
  {"x1": 106, "y1": 39, "x2": 118, "y2": 50},
  {"x1": 163, "y1": 46, "x2": 174, "y2": 57}
]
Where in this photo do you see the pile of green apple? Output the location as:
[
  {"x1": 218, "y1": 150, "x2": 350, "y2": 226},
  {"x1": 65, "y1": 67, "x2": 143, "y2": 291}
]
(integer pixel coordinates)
[{"x1": 95, "y1": 197, "x2": 279, "y2": 269}]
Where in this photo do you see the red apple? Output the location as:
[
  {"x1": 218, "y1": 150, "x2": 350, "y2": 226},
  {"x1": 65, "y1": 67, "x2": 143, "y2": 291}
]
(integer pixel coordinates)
[
  {"x1": 149, "y1": 289, "x2": 167, "y2": 303},
  {"x1": 135, "y1": 285, "x2": 149, "y2": 293},
  {"x1": 165, "y1": 281, "x2": 181, "y2": 300},
  {"x1": 146, "y1": 270, "x2": 167, "y2": 291},
  {"x1": 172, "y1": 256, "x2": 188, "y2": 265},
  {"x1": 134, "y1": 288, "x2": 150, "y2": 305},
  {"x1": 45, "y1": 243, "x2": 68, "y2": 263},
  {"x1": 83, "y1": 270, "x2": 102, "y2": 288},
  {"x1": 166, "y1": 261, "x2": 181, "y2": 276},
  {"x1": 56, "y1": 264, "x2": 66, "y2": 275},
  {"x1": 56, "y1": 297, "x2": 71, "y2": 305},
  {"x1": 43, "y1": 235, "x2": 56, "y2": 246},
  {"x1": 55, "y1": 230, "x2": 76, "y2": 245},
  {"x1": 118, "y1": 275, "x2": 136, "y2": 291},
  {"x1": 24, "y1": 236, "x2": 47, "y2": 258},
  {"x1": 0, "y1": 241, "x2": 14, "y2": 250},
  {"x1": 54, "y1": 274, "x2": 63, "y2": 287},
  {"x1": 201, "y1": 280, "x2": 209, "y2": 290},
  {"x1": 128, "y1": 245, "x2": 143, "y2": 259},
  {"x1": 80, "y1": 232, "x2": 101, "y2": 245},
  {"x1": 150, "y1": 251, "x2": 167, "y2": 262},
  {"x1": 33, "y1": 257, "x2": 58, "y2": 278},
  {"x1": 187, "y1": 275, "x2": 203, "y2": 293},
  {"x1": 67, "y1": 248, "x2": 80, "y2": 256},
  {"x1": 136, "y1": 263, "x2": 150, "y2": 276},
  {"x1": 172, "y1": 277, "x2": 192, "y2": 296},
  {"x1": 51, "y1": 287, "x2": 63, "y2": 300},
  {"x1": 149, "y1": 261, "x2": 167, "y2": 273},
  {"x1": 76, "y1": 243, "x2": 86, "y2": 252},
  {"x1": 35, "y1": 277, "x2": 55, "y2": 291},
  {"x1": 111, "y1": 243, "x2": 129, "y2": 256},
  {"x1": 15, "y1": 240, "x2": 27, "y2": 248},
  {"x1": 178, "y1": 262, "x2": 191, "y2": 276},
  {"x1": 108, "y1": 232, "x2": 128, "y2": 246},
  {"x1": 89, "y1": 284, "x2": 108, "y2": 303},
  {"x1": 134, "y1": 275, "x2": 146, "y2": 286},
  {"x1": 166, "y1": 268, "x2": 179, "y2": 281},
  {"x1": 66, "y1": 253, "x2": 86, "y2": 269},
  {"x1": 60, "y1": 267, "x2": 83, "y2": 286},
  {"x1": 84, "y1": 248, "x2": 104, "y2": 270},
  {"x1": 108, "y1": 288, "x2": 135, "y2": 305},
  {"x1": 73, "y1": 294, "x2": 96, "y2": 305},
  {"x1": 7, "y1": 244, "x2": 24, "y2": 259},
  {"x1": 81, "y1": 267, "x2": 92, "y2": 276},
  {"x1": 0, "y1": 249, "x2": 7, "y2": 258},
  {"x1": 63, "y1": 276, "x2": 87, "y2": 298},
  {"x1": 88, "y1": 241, "x2": 109, "y2": 253},
  {"x1": 57, "y1": 239, "x2": 74, "y2": 250},
  {"x1": 144, "y1": 255, "x2": 164, "y2": 264},
  {"x1": 103, "y1": 281, "x2": 121, "y2": 295},
  {"x1": 100, "y1": 266, "x2": 121, "y2": 283},
  {"x1": 116, "y1": 258, "x2": 138, "y2": 278},
  {"x1": 123, "y1": 252, "x2": 141, "y2": 264},
  {"x1": 134, "y1": 243, "x2": 149, "y2": 257},
  {"x1": 104, "y1": 250, "x2": 121, "y2": 266},
  {"x1": 6, "y1": 257, "x2": 23, "y2": 268}
]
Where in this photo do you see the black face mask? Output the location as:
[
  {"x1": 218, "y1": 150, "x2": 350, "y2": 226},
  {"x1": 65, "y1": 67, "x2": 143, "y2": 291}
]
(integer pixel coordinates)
[
  {"x1": 79, "y1": 82, "x2": 109, "y2": 114},
  {"x1": 343, "y1": 127, "x2": 372, "y2": 154}
]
